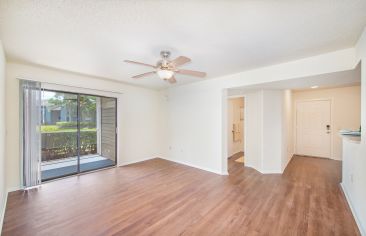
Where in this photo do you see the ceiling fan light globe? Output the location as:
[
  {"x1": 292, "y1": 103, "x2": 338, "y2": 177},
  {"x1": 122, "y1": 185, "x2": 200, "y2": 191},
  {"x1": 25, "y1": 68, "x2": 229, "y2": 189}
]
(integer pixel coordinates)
[{"x1": 157, "y1": 69, "x2": 174, "y2": 79}]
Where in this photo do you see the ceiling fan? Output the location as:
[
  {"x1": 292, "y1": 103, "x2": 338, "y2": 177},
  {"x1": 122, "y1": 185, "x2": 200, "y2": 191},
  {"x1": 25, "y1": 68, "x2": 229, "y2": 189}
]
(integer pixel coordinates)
[{"x1": 124, "y1": 51, "x2": 206, "y2": 84}]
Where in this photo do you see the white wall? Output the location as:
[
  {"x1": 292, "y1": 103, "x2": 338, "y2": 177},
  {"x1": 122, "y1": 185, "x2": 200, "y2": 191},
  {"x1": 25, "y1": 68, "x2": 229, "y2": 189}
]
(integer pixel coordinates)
[
  {"x1": 243, "y1": 91, "x2": 262, "y2": 171},
  {"x1": 166, "y1": 87, "x2": 224, "y2": 174},
  {"x1": 262, "y1": 90, "x2": 284, "y2": 173},
  {"x1": 5, "y1": 62, "x2": 167, "y2": 191},
  {"x1": 341, "y1": 27, "x2": 366, "y2": 235},
  {"x1": 282, "y1": 90, "x2": 293, "y2": 171},
  {"x1": 342, "y1": 139, "x2": 365, "y2": 235},
  {"x1": 165, "y1": 48, "x2": 356, "y2": 175},
  {"x1": 293, "y1": 86, "x2": 361, "y2": 160},
  {"x1": 0, "y1": 41, "x2": 7, "y2": 232},
  {"x1": 227, "y1": 97, "x2": 244, "y2": 157}
]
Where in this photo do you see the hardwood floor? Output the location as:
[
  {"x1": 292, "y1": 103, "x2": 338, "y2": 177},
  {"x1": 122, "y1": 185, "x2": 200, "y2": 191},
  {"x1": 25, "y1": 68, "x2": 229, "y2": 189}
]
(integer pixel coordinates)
[{"x1": 2, "y1": 156, "x2": 359, "y2": 235}]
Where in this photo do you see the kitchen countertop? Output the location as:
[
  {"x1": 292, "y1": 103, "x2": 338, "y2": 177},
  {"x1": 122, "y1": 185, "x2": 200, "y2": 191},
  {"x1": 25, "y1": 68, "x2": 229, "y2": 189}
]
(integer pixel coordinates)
[{"x1": 340, "y1": 134, "x2": 361, "y2": 144}]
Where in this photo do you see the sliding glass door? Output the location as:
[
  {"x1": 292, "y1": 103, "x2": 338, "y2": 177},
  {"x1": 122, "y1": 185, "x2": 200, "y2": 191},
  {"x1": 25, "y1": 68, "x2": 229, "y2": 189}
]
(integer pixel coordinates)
[{"x1": 40, "y1": 90, "x2": 117, "y2": 181}]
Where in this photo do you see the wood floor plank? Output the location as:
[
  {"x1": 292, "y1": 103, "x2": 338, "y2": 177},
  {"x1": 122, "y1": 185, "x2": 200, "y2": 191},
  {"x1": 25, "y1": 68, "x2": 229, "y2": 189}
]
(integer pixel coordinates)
[{"x1": 1, "y1": 156, "x2": 360, "y2": 236}]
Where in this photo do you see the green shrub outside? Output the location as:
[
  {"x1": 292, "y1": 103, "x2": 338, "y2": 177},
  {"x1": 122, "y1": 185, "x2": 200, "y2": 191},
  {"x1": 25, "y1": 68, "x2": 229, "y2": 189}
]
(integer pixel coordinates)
[
  {"x1": 41, "y1": 130, "x2": 97, "y2": 161},
  {"x1": 42, "y1": 130, "x2": 96, "y2": 149},
  {"x1": 56, "y1": 121, "x2": 96, "y2": 129}
]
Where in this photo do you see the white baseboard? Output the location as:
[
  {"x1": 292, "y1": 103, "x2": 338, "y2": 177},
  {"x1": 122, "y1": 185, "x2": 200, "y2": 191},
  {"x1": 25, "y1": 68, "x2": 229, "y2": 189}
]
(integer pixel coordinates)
[
  {"x1": 7, "y1": 186, "x2": 21, "y2": 193},
  {"x1": 0, "y1": 191, "x2": 8, "y2": 235},
  {"x1": 245, "y1": 164, "x2": 283, "y2": 174},
  {"x1": 244, "y1": 163, "x2": 256, "y2": 170},
  {"x1": 330, "y1": 156, "x2": 342, "y2": 161},
  {"x1": 340, "y1": 183, "x2": 365, "y2": 235},
  {"x1": 260, "y1": 169, "x2": 283, "y2": 174},
  {"x1": 118, "y1": 157, "x2": 155, "y2": 167},
  {"x1": 159, "y1": 157, "x2": 226, "y2": 175},
  {"x1": 281, "y1": 153, "x2": 294, "y2": 172}
]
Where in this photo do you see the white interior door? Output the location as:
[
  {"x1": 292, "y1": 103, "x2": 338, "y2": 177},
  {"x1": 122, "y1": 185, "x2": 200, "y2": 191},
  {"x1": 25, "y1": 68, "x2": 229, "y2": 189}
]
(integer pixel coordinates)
[{"x1": 296, "y1": 100, "x2": 331, "y2": 158}]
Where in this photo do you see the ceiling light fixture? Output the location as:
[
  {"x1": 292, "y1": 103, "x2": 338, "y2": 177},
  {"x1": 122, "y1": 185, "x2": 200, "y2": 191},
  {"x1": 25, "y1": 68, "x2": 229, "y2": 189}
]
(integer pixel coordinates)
[
  {"x1": 311, "y1": 85, "x2": 319, "y2": 89},
  {"x1": 157, "y1": 69, "x2": 174, "y2": 79}
]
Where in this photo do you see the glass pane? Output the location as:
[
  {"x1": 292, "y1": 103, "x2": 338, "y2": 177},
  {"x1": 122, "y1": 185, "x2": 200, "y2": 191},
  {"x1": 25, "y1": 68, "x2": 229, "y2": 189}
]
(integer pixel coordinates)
[
  {"x1": 40, "y1": 91, "x2": 78, "y2": 181},
  {"x1": 79, "y1": 95, "x2": 116, "y2": 172}
]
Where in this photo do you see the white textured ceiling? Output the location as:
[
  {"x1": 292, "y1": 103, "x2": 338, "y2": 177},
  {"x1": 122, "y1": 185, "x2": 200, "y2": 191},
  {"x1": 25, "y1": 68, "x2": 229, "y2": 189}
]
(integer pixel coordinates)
[{"x1": 1, "y1": 1, "x2": 366, "y2": 89}]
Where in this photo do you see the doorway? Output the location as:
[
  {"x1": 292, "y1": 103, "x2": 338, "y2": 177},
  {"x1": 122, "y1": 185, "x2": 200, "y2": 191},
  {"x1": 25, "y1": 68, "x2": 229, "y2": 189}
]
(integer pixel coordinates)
[
  {"x1": 40, "y1": 89, "x2": 117, "y2": 181},
  {"x1": 227, "y1": 97, "x2": 245, "y2": 172},
  {"x1": 295, "y1": 99, "x2": 331, "y2": 158}
]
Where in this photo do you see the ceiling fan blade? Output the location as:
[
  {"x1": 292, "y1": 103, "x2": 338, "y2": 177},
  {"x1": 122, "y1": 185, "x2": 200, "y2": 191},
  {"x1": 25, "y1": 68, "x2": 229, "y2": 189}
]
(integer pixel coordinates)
[
  {"x1": 177, "y1": 69, "x2": 206, "y2": 78},
  {"x1": 132, "y1": 71, "x2": 156, "y2": 79},
  {"x1": 124, "y1": 60, "x2": 156, "y2": 68},
  {"x1": 167, "y1": 76, "x2": 177, "y2": 84},
  {"x1": 170, "y1": 56, "x2": 191, "y2": 67}
]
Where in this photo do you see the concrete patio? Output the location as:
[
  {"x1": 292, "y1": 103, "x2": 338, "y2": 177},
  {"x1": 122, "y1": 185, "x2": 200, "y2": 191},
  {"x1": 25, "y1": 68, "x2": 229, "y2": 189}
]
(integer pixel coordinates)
[{"x1": 41, "y1": 155, "x2": 115, "y2": 181}]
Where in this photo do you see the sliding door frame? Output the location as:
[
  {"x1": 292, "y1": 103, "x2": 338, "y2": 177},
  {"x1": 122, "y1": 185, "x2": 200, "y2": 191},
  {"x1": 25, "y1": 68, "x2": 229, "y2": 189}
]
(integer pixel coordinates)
[
  {"x1": 76, "y1": 94, "x2": 81, "y2": 173},
  {"x1": 41, "y1": 88, "x2": 118, "y2": 181}
]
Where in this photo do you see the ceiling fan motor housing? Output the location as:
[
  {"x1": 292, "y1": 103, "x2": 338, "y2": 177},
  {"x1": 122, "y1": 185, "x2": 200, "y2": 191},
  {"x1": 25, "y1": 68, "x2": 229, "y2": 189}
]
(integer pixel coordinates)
[
  {"x1": 160, "y1": 50, "x2": 171, "y2": 59},
  {"x1": 158, "y1": 51, "x2": 171, "y2": 68}
]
